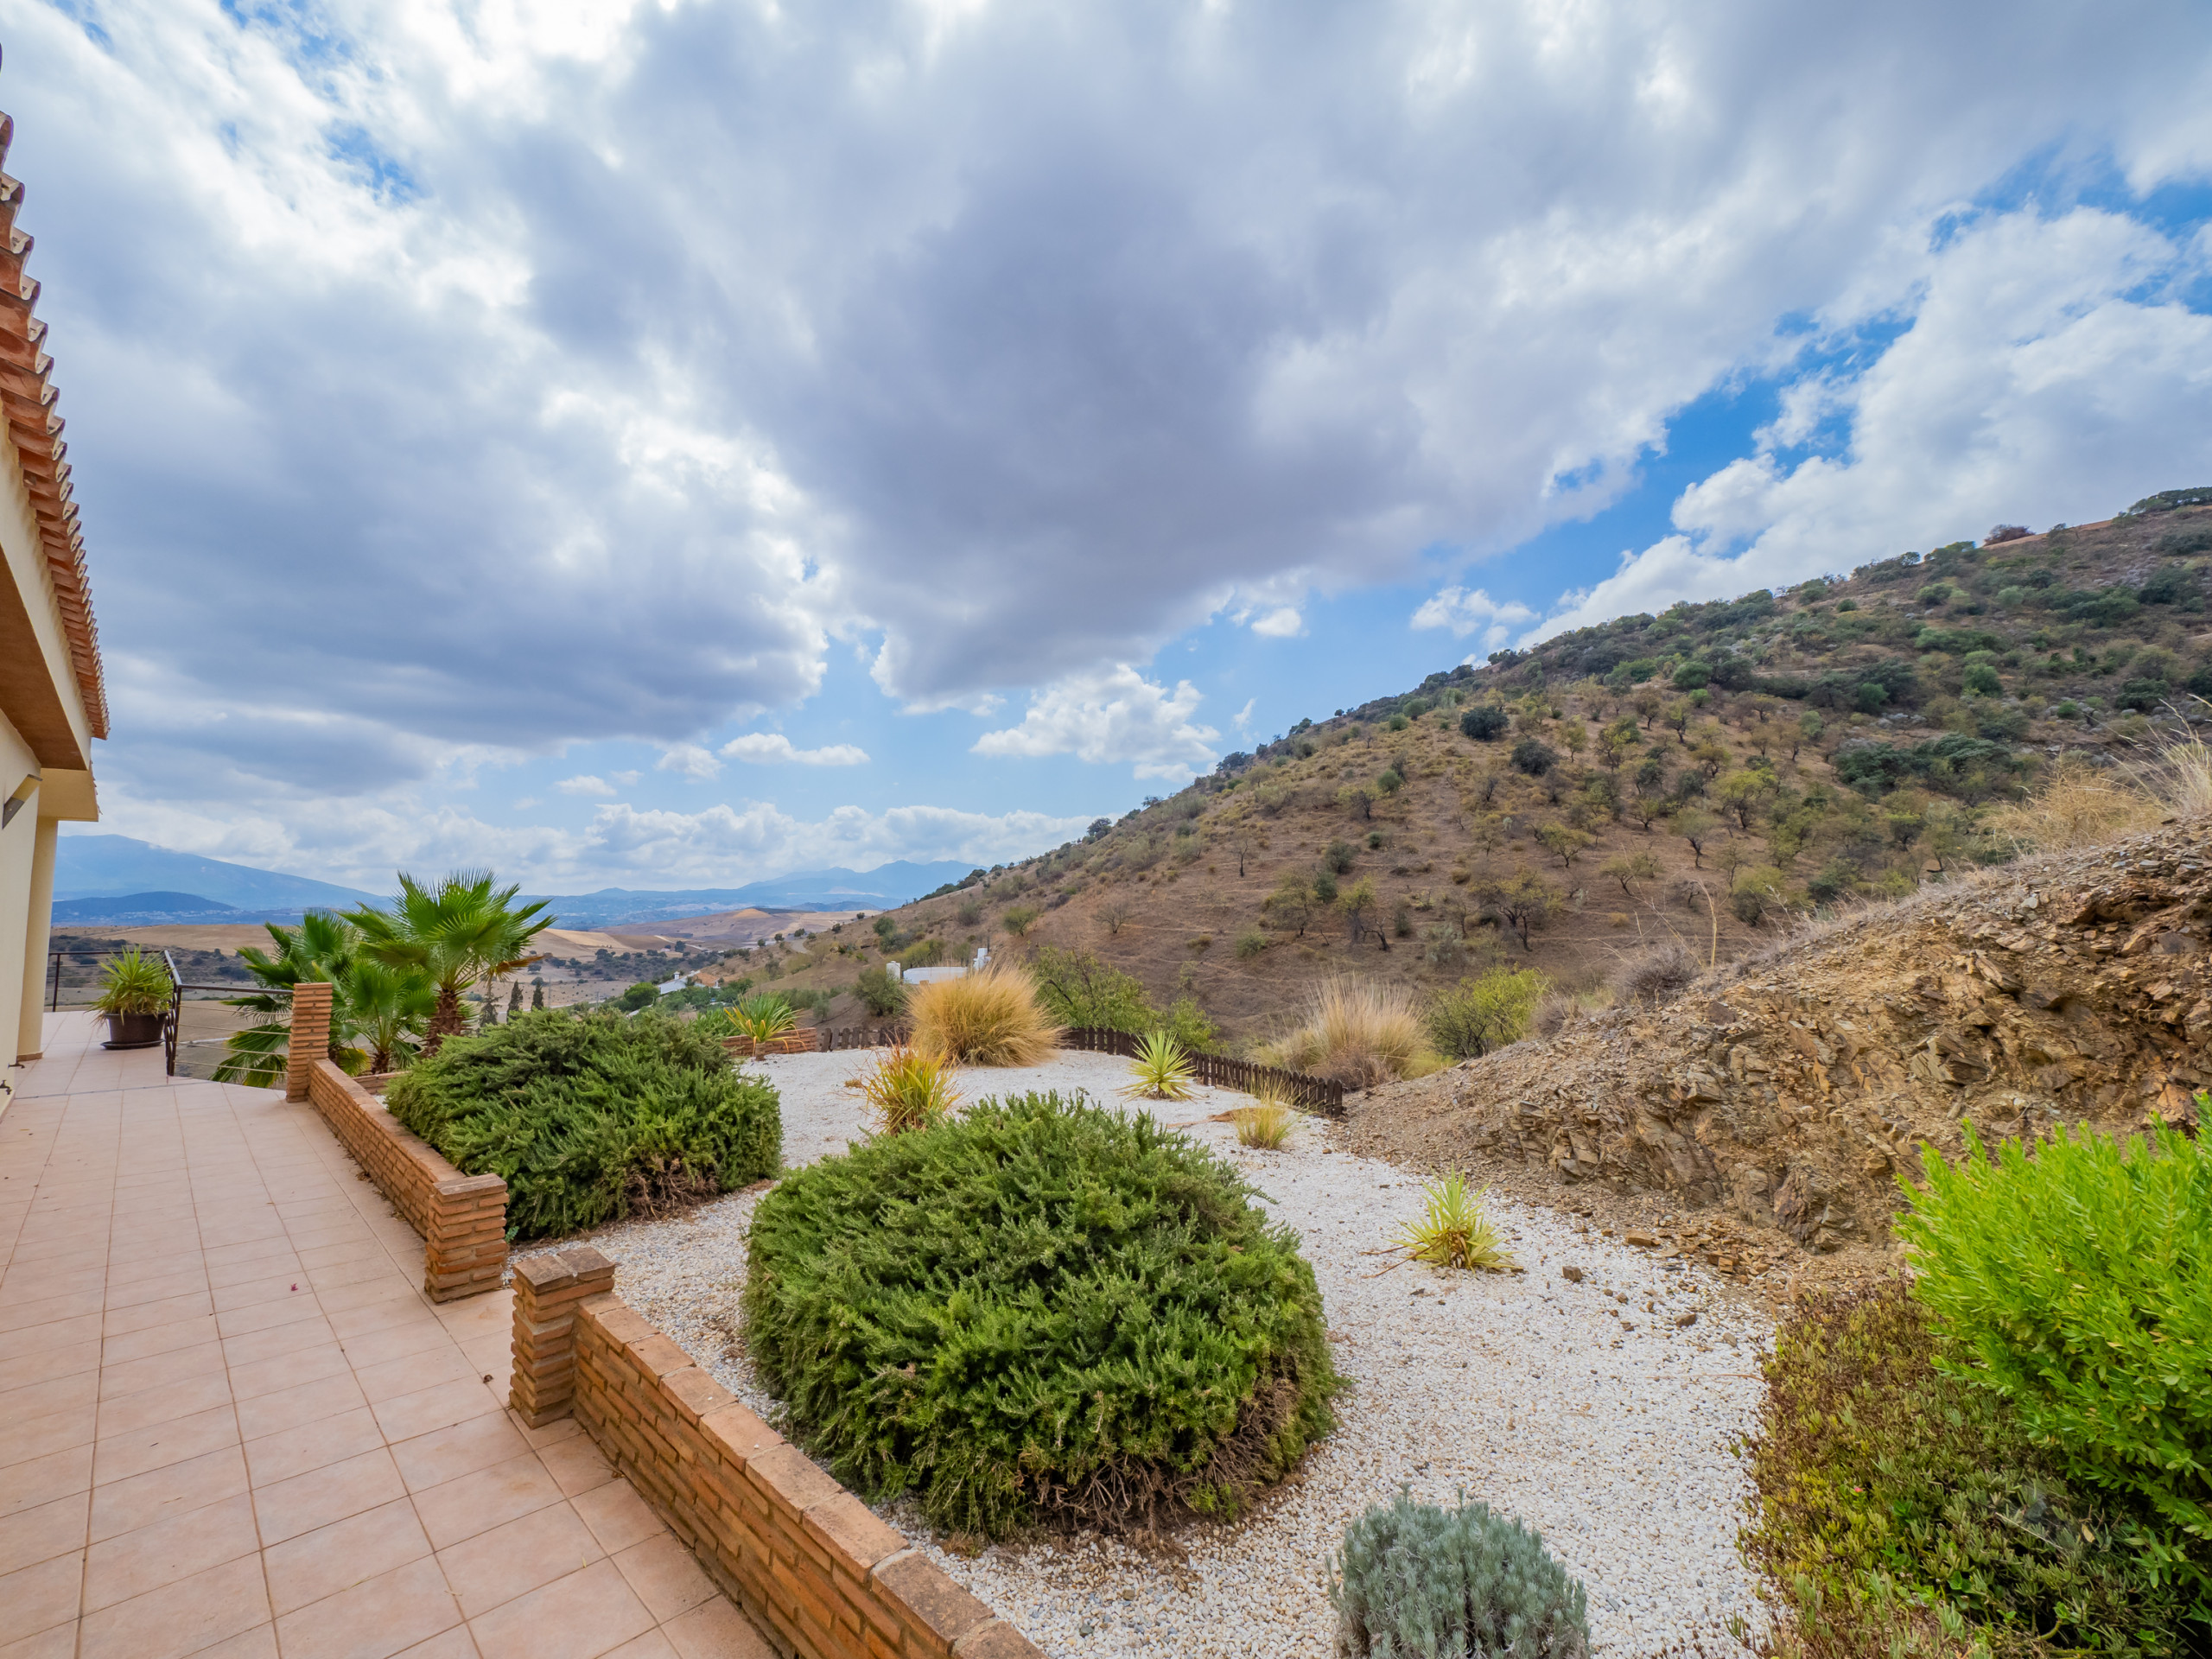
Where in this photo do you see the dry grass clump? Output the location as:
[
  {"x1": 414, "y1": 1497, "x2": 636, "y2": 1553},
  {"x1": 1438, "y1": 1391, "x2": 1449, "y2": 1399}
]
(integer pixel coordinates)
[
  {"x1": 1255, "y1": 977, "x2": 1445, "y2": 1089},
  {"x1": 855, "y1": 1045, "x2": 960, "y2": 1135},
  {"x1": 1389, "y1": 1173, "x2": 1516, "y2": 1273},
  {"x1": 1983, "y1": 753, "x2": 2163, "y2": 854},
  {"x1": 2121, "y1": 707, "x2": 2212, "y2": 818},
  {"x1": 1232, "y1": 1084, "x2": 1296, "y2": 1148},
  {"x1": 906, "y1": 963, "x2": 1059, "y2": 1066},
  {"x1": 1610, "y1": 939, "x2": 1700, "y2": 1007}
]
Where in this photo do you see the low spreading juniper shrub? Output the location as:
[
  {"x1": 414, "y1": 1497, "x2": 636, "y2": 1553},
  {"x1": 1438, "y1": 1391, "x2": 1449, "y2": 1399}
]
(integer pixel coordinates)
[
  {"x1": 386, "y1": 1010, "x2": 780, "y2": 1239},
  {"x1": 1332, "y1": 1490, "x2": 1588, "y2": 1659},
  {"x1": 1739, "y1": 1281, "x2": 2193, "y2": 1658},
  {"x1": 741, "y1": 1090, "x2": 1338, "y2": 1539}
]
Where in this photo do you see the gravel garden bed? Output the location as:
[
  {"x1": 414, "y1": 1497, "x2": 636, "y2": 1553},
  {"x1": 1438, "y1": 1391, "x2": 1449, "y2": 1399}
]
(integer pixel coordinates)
[{"x1": 521, "y1": 1050, "x2": 1770, "y2": 1657}]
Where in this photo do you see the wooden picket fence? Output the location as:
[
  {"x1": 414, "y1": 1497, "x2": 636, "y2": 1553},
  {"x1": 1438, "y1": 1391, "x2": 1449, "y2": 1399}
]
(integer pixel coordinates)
[
  {"x1": 727, "y1": 1020, "x2": 1346, "y2": 1115},
  {"x1": 1058, "y1": 1027, "x2": 1348, "y2": 1116}
]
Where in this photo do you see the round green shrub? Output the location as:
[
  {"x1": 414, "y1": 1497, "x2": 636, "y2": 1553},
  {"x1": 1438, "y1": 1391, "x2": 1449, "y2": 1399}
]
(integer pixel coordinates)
[
  {"x1": 387, "y1": 1010, "x2": 780, "y2": 1239},
  {"x1": 1332, "y1": 1491, "x2": 1589, "y2": 1659},
  {"x1": 742, "y1": 1090, "x2": 1339, "y2": 1538}
]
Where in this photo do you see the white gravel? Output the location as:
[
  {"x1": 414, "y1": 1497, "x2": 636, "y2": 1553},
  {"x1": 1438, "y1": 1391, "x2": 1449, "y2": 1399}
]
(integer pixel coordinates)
[{"x1": 529, "y1": 1050, "x2": 1770, "y2": 1658}]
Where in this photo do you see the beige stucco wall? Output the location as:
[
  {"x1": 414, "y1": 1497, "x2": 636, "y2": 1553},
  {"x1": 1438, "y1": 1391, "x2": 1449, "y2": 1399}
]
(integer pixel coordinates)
[
  {"x1": 0, "y1": 708, "x2": 38, "y2": 1079},
  {"x1": 0, "y1": 429, "x2": 99, "y2": 1089}
]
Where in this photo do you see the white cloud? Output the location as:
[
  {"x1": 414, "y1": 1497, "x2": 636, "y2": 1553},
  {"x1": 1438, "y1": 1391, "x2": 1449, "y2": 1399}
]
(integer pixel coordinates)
[
  {"x1": 1530, "y1": 207, "x2": 2212, "y2": 639},
  {"x1": 655, "y1": 743, "x2": 724, "y2": 781},
  {"x1": 719, "y1": 734, "x2": 872, "y2": 766},
  {"x1": 1232, "y1": 698, "x2": 1257, "y2": 733},
  {"x1": 556, "y1": 775, "x2": 616, "y2": 798},
  {"x1": 83, "y1": 790, "x2": 1084, "y2": 893},
  {"x1": 1249, "y1": 607, "x2": 1306, "y2": 639},
  {"x1": 972, "y1": 666, "x2": 1221, "y2": 780},
  {"x1": 1412, "y1": 586, "x2": 1540, "y2": 651}
]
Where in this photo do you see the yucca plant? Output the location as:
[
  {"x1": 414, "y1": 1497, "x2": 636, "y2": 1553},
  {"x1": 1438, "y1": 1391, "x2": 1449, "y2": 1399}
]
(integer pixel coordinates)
[
  {"x1": 857, "y1": 1045, "x2": 960, "y2": 1135},
  {"x1": 1391, "y1": 1173, "x2": 1516, "y2": 1273},
  {"x1": 728, "y1": 994, "x2": 798, "y2": 1057},
  {"x1": 93, "y1": 947, "x2": 172, "y2": 1016},
  {"x1": 1122, "y1": 1030, "x2": 1196, "y2": 1101}
]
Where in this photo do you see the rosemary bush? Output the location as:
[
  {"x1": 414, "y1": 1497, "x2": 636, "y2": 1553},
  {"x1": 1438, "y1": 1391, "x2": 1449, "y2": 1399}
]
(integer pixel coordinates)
[
  {"x1": 743, "y1": 1090, "x2": 1338, "y2": 1538},
  {"x1": 386, "y1": 1010, "x2": 780, "y2": 1238}
]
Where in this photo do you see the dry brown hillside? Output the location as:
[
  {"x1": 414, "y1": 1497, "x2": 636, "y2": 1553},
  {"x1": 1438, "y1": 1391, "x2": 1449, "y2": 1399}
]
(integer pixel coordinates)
[
  {"x1": 744, "y1": 504, "x2": 2212, "y2": 1042},
  {"x1": 1347, "y1": 818, "x2": 2210, "y2": 1281}
]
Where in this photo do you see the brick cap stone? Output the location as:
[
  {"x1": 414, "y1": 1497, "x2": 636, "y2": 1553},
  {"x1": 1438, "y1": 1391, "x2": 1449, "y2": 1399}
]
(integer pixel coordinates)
[
  {"x1": 699, "y1": 1401, "x2": 785, "y2": 1469},
  {"x1": 873, "y1": 1550, "x2": 994, "y2": 1649},
  {"x1": 954, "y1": 1619, "x2": 1048, "y2": 1659},
  {"x1": 802, "y1": 1492, "x2": 905, "y2": 1573},
  {"x1": 746, "y1": 1443, "x2": 845, "y2": 1516}
]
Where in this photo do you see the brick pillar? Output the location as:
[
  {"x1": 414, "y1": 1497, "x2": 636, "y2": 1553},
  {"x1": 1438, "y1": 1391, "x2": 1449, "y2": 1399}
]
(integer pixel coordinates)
[
  {"x1": 286, "y1": 982, "x2": 334, "y2": 1102},
  {"x1": 511, "y1": 1246, "x2": 616, "y2": 1427}
]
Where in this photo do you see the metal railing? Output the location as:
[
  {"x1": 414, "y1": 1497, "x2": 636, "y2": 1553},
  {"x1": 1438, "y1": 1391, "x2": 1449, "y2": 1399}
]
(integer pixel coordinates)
[{"x1": 161, "y1": 950, "x2": 286, "y2": 1078}]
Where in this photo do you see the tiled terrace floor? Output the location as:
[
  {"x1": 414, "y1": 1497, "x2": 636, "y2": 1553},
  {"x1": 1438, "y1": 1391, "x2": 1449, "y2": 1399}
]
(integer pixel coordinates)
[{"x1": 2, "y1": 1014, "x2": 768, "y2": 1659}]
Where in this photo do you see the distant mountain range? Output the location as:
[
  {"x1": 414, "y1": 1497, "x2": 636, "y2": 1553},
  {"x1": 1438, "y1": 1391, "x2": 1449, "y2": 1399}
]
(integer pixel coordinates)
[
  {"x1": 54, "y1": 836, "x2": 383, "y2": 912},
  {"x1": 51, "y1": 836, "x2": 976, "y2": 929}
]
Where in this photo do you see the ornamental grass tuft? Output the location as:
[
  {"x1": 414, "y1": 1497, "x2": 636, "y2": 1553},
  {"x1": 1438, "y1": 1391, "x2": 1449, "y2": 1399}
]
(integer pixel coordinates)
[
  {"x1": 1332, "y1": 1490, "x2": 1588, "y2": 1659},
  {"x1": 385, "y1": 1009, "x2": 780, "y2": 1238},
  {"x1": 1233, "y1": 1097, "x2": 1295, "y2": 1149},
  {"x1": 742, "y1": 1090, "x2": 1338, "y2": 1538},
  {"x1": 907, "y1": 963, "x2": 1058, "y2": 1066},
  {"x1": 855, "y1": 1044, "x2": 959, "y2": 1135}
]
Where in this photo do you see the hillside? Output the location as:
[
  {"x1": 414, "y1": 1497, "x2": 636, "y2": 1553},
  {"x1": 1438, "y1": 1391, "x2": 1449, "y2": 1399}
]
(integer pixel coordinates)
[{"x1": 752, "y1": 495, "x2": 2212, "y2": 1045}]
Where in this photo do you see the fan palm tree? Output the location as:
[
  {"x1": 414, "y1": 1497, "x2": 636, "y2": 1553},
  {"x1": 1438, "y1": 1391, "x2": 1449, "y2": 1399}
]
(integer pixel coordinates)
[
  {"x1": 346, "y1": 871, "x2": 550, "y2": 1054},
  {"x1": 216, "y1": 912, "x2": 442, "y2": 1085}
]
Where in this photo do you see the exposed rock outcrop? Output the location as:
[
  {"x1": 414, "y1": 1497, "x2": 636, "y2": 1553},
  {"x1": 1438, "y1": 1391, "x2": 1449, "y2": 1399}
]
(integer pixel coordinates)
[{"x1": 1348, "y1": 822, "x2": 2211, "y2": 1256}]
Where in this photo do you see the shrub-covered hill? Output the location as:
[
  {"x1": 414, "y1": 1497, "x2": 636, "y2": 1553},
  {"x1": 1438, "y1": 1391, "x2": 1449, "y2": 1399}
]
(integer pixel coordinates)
[{"x1": 735, "y1": 497, "x2": 2212, "y2": 1046}]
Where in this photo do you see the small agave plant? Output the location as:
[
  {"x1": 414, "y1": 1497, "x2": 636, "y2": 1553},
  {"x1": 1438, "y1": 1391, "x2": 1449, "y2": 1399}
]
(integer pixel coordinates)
[
  {"x1": 1121, "y1": 1030, "x2": 1196, "y2": 1102},
  {"x1": 728, "y1": 993, "x2": 798, "y2": 1058}
]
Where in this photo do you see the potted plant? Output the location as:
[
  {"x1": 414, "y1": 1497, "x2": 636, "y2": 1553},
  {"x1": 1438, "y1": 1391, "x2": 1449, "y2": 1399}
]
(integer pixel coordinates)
[{"x1": 94, "y1": 948, "x2": 172, "y2": 1049}]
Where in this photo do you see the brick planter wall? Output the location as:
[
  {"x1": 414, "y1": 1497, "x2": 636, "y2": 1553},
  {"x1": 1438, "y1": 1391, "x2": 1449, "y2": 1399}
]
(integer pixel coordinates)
[
  {"x1": 305, "y1": 1059, "x2": 508, "y2": 1300},
  {"x1": 512, "y1": 1248, "x2": 1040, "y2": 1659},
  {"x1": 721, "y1": 1029, "x2": 821, "y2": 1058}
]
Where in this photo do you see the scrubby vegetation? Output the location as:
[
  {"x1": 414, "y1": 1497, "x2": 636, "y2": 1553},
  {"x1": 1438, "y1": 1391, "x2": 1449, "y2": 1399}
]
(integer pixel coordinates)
[
  {"x1": 1741, "y1": 1115, "x2": 2212, "y2": 1656},
  {"x1": 1332, "y1": 1491, "x2": 1589, "y2": 1659},
  {"x1": 742, "y1": 1090, "x2": 1338, "y2": 1537},
  {"x1": 385, "y1": 1010, "x2": 781, "y2": 1237}
]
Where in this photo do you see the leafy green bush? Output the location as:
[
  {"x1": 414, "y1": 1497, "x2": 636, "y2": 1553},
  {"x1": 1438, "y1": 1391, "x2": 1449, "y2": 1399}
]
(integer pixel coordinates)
[
  {"x1": 1029, "y1": 946, "x2": 1151, "y2": 1031},
  {"x1": 1461, "y1": 705, "x2": 1509, "y2": 741},
  {"x1": 1901, "y1": 1122, "x2": 2212, "y2": 1598},
  {"x1": 854, "y1": 963, "x2": 906, "y2": 1017},
  {"x1": 743, "y1": 1091, "x2": 1338, "y2": 1537},
  {"x1": 1233, "y1": 927, "x2": 1268, "y2": 960},
  {"x1": 1324, "y1": 838, "x2": 1358, "y2": 874},
  {"x1": 1426, "y1": 968, "x2": 1547, "y2": 1060},
  {"x1": 618, "y1": 981, "x2": 660, "y2": 1012},
  {"x1": 1510, "y1": 737, "x2": 1556, "y2": 776},
  {"x1": 386, "y1": 1011, "x2": 780, "y2": 1238},
  {"x1": 1740, "y1": 1281, "x2": 2192, "y2": 1658},
  {"x1": 1332, "y1": 1491, "x2": 1588, "y2": 1659}
]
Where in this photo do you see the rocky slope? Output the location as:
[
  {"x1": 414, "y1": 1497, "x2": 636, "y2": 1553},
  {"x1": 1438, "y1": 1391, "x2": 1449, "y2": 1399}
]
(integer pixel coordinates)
[{"x1": 1347, "y1": 819, "x2": 2211, "y2": 1268}]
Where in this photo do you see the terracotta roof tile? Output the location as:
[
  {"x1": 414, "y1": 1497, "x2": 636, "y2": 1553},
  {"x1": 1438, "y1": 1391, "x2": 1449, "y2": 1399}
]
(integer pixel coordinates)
[{"x1": 0, "y1": 107, "x2": 107, "y2": 741}]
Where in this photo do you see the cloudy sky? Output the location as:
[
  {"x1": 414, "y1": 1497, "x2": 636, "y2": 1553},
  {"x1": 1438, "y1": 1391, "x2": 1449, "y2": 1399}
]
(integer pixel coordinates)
[{"x1": 11, "y1": 0, "x2": 2211, "y2": 891}]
